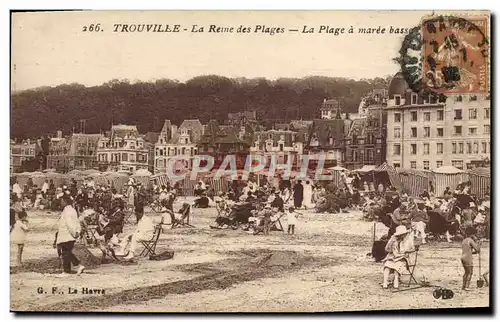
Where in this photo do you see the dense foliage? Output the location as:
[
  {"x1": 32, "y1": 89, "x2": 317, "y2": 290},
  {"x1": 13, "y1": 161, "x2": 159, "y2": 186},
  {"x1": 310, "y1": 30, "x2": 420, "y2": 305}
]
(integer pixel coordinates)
[{"x1": 11, "y1": 75, "x2": 390, "y2": 139}]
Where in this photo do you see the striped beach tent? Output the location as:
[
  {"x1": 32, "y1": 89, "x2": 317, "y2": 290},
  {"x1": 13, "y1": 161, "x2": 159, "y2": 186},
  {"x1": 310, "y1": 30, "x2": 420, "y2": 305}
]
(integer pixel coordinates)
[
  {"x1": 467, "y1": 167, "x2": 490, "y2": 199},
  {"x1": 396, "y1": 168, "x2": 432, "y2": 197},
  {"x1": 375, "y1": 162, "x2": 403, "y2": 191},
  {"x1": 432, "y1": 166, "x2": 469, "y2": 197}
]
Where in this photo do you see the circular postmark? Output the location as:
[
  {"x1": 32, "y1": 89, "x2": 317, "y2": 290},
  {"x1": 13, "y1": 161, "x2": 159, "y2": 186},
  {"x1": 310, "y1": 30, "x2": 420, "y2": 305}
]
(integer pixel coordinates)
[{"x1": 397, "y1": 15, "x2": 489, "y2": 97}]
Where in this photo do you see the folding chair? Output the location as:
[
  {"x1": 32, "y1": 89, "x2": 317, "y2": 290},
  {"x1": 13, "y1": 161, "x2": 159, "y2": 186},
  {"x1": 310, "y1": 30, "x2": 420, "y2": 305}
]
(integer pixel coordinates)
[
  {"x1": 171, "y1": 204, "x2": 195, "y2": 229},
  {"x1": 254, "y1": 213, "x2": 285, "y2": 235},
  {"x1": 139, "y1": 224, "x2": 163, "y2": 257},
  {"x1": 124, "y1": 205, "x2": 136, "y2": 225},
  {"x1": 84, "y1": 224, "x2": 100, "y2": 247},
  {"x1": 400, "y1": 247, "x2": 420, "y2": 288}
]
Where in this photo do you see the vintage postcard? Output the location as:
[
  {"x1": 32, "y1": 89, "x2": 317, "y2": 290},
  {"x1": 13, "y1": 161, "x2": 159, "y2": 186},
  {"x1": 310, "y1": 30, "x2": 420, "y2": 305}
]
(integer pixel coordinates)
[{"x1": 10, "y1": 10, "x2": 490, "y2": 313}]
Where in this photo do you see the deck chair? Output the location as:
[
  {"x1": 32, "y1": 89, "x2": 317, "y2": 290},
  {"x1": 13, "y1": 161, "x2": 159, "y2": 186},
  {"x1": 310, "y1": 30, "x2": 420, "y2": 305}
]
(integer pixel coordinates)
[
  {"x1": 124, "y1": 205, "x2": 136, "y2": 225},
  {"x1": 84, "y1": 224, "x2": 100, "y2": 247},
  {"x1": 171, "y1": 204, "x2": 195, "y2": 229},
  {"x1": 139, "y1": 224, "x2": 163, "y2": 257},
  {"x1": 254, "y1": 213, "x2": 285, "y2": 235}
]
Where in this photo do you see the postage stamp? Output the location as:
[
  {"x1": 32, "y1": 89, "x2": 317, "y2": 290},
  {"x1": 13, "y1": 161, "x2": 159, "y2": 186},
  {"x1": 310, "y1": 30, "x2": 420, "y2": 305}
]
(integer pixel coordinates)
[{"x1": 420, "y1": 15, "x2": 490, "y2": 95}]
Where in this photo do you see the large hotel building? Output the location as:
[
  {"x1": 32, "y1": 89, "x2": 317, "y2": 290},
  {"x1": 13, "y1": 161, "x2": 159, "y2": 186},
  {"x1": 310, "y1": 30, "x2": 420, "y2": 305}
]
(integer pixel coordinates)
[{"x1": 385, "y1": 73, "x2": 490, "y2": 170}]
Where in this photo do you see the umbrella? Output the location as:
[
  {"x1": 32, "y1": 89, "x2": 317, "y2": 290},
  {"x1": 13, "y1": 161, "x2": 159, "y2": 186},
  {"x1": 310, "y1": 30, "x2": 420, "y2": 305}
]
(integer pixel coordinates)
[
  {"x1": 433, "y1": 165, "x2": 464, "y2": 174},
  {"x1": 132, "y1": 168, "x2": 152, "y2": 177}
]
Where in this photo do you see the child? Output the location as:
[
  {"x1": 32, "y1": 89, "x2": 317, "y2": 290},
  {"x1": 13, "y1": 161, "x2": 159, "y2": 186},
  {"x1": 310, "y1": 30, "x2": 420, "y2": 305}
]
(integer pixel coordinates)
[
  {"x1": 286, "y1": 206, "x2": 298, "y2": 235},
  {"x1": 461, "y1": 226, "x2": 480, "y2": 290},
  {"x1": 11, "y1": 210, "x2": 29, "y2": 266}
]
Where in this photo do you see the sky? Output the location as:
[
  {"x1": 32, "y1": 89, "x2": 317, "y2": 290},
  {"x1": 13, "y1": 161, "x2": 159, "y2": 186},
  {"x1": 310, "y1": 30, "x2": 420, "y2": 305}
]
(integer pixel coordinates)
[{"x1": 10, "y1": 10, "x2": 480, "y2": 91}]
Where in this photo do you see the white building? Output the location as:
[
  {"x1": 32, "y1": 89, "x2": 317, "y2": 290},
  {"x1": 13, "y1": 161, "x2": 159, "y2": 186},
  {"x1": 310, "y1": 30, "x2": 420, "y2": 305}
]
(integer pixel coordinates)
[
  {"x1": 385, "y1": 72, "x2": 491, "y2": 170},
  {"x1": 250, "y1": 129, "x2": 305, "y2": 168},
  {"x1": 96, "y1": 124, "x2": 149, "y2": 173},
  {"x1": 154, "y1": 119, "x2": 204, "y2": 174}
]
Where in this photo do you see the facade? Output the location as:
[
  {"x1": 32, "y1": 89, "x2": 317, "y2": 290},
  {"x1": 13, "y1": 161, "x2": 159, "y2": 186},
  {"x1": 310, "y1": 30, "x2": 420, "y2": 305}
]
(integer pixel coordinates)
[
  {"x1": 47, "y1": 133, "x2": 102, "y2": 172},
  {"x1": 197, "y1": 120, "x2": 253, "y2": 170},
  {"x1": 96, "y1": 125, "x2": 149, "y2": 173},
  {"x1": 250, "y1": 130, "x2": 305, "y2": 169},
  {"x1": 227, "y1": 110, "x2": 257, "y2": 126},
  {"x1": 343, "y1": 109, "x2": 386, "y2": 170},
  {"x1": 304, "y1": 118, "x2": 346, "y2": 169},
  {"x1": 11, "y1": 140, "x2": 40, "y2": 173},
  {"x1": 385, "y1": 72, "x2": 491, "y2": 170},
  {"x1": 320, "y1": 99, "x2": 342, "y2": 120},
  {"x1": 154, "y1": 119, "x2": 204, "y2": 174}
]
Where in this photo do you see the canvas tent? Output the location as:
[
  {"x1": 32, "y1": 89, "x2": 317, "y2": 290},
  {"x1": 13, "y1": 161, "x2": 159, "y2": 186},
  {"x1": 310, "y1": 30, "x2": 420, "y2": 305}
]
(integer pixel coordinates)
[
  {"x1": 467, "y1": 167, "x2": 490, "y2": 199},
  {"x1": 432, "y1": 166, "x2": 469, "y2": 197}
]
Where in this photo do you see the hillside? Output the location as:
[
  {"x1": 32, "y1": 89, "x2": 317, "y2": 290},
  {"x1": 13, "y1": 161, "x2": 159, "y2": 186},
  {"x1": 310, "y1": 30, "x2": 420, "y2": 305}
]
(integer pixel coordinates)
[{"x1": 11, "y1": 75, "x2": 390, "y2": 139}]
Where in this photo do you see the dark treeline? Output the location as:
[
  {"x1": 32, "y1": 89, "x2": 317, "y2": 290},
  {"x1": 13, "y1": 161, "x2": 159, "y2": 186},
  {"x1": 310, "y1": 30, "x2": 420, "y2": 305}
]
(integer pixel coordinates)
[{"x1": 11, "y1": 75, "x2": 391, "y2": 139}]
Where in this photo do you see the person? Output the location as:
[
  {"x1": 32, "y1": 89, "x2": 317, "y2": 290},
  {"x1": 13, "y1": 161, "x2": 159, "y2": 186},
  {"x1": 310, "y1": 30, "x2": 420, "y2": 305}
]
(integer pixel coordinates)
[
  {"x1": 382, "y1": 225, "x2": 414, "y2": 289},
  {"x1": 70, "y1": 179, "x2": 78, "y2": 197},
  {"x1": 286, "y1": 206, "x2": 298, "y2": 235},
  {"x1": 116, "y1": 211, "x2": 155, "y2": 260},
  {"x1": 12, "y1": 181, "x2": 23, "y2": 199},
  {"x1": 262, "y1": 204, "x2": 273, "y2": 236},
  {"x1": 11, "y1": 210, "x2": 29, "y2": 266},
  {"x1": 293, "y1": 180, "x2": 304, "y2": 209},
  {"x1": 302, "y1": 180, "x2": 314, "y2": 209},
  {"x1": 126, "y1": 183, "x2": 135, "y2": 209},
  {"x1": 56, "y1": 195, "x2": 85, "y2": 275},
  {"x1": 134, "y1": 183, "x2": 147, "y2": 224},
  {"x1": 410, "y1": 200, "x2": 429, "y2": 244},
  {"x1": 270, "y1": 191, "x2": 284, "y2": 212},
  {"x1": 461, "y1": 226, "x2": 480, "y2": 290},
  {"x1": 101, "y1": 199, "x2": 125, "y2": 246},
  {"x1": 42, "y1": 180, "x2": 49, "y2": 195}
]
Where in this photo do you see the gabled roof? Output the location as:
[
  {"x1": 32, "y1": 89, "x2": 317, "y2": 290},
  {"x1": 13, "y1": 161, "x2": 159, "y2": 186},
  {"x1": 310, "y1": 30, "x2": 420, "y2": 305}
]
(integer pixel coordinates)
[
  {"x1": 167, "y1": 119, "x2": 204, "y2": 144},
  {"x1": 306, "y1": 119, "x2": 345, "y2": 149},
  {"x1": 111, "y1": 124, "x2": 139, "y2": 139},
  {"x1": 160, "y1": 120, "x2": 172, "y2": 133},
  {"x1": 144, "y1": 132, "x2": 160, "y2": 144}
]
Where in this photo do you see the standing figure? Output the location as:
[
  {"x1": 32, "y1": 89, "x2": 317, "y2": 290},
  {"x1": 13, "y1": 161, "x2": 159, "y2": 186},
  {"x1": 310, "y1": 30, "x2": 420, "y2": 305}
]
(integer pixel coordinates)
[
  {"x1": 293, "y1": 180, "x2": 304, "y2": 209},
  {"x1": 302, "y1": 180, "x2": 314, "y2": 209}
]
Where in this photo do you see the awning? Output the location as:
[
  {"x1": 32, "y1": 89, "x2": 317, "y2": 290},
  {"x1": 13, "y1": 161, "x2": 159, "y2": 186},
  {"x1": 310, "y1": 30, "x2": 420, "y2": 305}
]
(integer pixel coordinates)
[{"x1": 433, "y1": 165, "x2": 464, "y2": 174}]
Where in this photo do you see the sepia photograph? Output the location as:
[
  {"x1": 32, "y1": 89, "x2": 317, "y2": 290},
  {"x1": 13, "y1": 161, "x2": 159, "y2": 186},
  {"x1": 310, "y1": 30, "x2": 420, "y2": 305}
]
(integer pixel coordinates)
[{"x1": 9, "y1": 10, "x2": 491, "y2": 313}]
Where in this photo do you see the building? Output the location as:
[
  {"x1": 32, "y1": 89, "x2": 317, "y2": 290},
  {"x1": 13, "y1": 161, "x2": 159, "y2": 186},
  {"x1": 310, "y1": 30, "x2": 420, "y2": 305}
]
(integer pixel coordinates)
[
  {"x1": 385, "y1": 72, "x2": 491, "y2": 170},
  {"x1": 154, "y1": 119, "x2": 204, "y2": 174},
  {"x1": 197, "y1": 120, "x2": 253, "y2": 170},
  {"x1": 11, "y1": 140, "x2": 42, "y2": 173},
  {"x1": 227, "y1": 110, "x2": 257, "y2": 126},
  {"x1": 250, "y1": 129, "x2": 305, "y2": 169},
  {"x1": 320, "y1": 99, "x2": 341, "y2": 120},
  {"x1": 96, "y1": 125, "x2": 149, "y2": 173},
  {"x1": 47, "y1": 133, "x2": 102, "y2": 172},
  {"x1": 344, "y1": 109, "x2": 387, "y2": 170},
  {"x1": 304, "y1": 118, "x2": 347, "y2": 169}
]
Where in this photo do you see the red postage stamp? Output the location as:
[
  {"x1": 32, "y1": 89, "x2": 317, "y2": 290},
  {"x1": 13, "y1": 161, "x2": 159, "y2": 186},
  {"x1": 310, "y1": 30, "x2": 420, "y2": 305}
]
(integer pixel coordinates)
[{"x1": 421, "y1": 15, "x2": 489, "y2": 94}]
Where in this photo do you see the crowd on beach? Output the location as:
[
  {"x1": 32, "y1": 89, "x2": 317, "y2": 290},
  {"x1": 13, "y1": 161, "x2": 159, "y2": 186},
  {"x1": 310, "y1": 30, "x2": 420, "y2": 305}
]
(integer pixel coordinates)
[{"x1": 10, "y1": 171, "x2": 490, "y2": 289}]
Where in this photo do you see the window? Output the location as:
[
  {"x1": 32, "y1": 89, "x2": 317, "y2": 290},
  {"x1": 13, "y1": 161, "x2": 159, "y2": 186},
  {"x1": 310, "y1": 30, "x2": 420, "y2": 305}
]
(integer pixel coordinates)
[
  {"x1": 394, "y1": 95, "x2": 401, "y2": 106},
  {"x1": 454, "y1": 126, "x2": 462, "y2": 135},
  {"x1": 423, "y1": 143, "x2": 430, "y2": 155},
  {"x1": 122, "y1": 153, "x2": 128, "y2": 162},
  {"x1": 473, "y1": 142, "x2": 479, "y2": 154},
  {"x1": 452, "y1": 160, "x2": 464, "y2": 170},
  {"x1": 469, "y1": 108, "x2": 477, "y2": 120},
  {"x1": 394, "y1": 128, "x2": 401, "y2": 138},
  {"x1": 423, "y1": 127, "x2": 430, "y2": 137},
  {"x1": 484, "y1": 108, "x2": 490, "y2": 119},
  {"x1": 423, "y1": 161, "x2": 430, "y2": 170},
  {"x1": 436, "y1": 161, "x2": 443, "y2": 168},
  {"x1": 411, "y1": 144, "x2": 417, "y2": 155},
  {"x1": 437, "y1": 143, "x2": 443, "y2": 154},
  {"x1": 411, "y1": 111, "x2": 418, "y2": 122},
  {"x1": 437, "y1": 128, "x2": 444, "y2": 137},
  {"x1": 130, "y1": 154, "x2": 135, "y2": 162},
  {"x1": 481, "y1": 142, "x2": 487, "y2": 153},
  {"x1": 468, "y1": 127, "x2": 477, "y2": 136},
  {"x1": 454, "y1": 109, "x2": 462, "y2": 120},
  {"x1": 424, "y1": 112, "x2": 431, "y2": 121},
  {"x1": 411, "y1": 127, "x2": 417, "y2": 138},
  {"x1": 484, "y1": 125, "x2": 490, "y2": 134},
  {"x1": 393, "y1": 162, "x2": 400, "y2": 168},
  {"x1": 393, "y1": 144, "x2": 401, "y2": 156},
  {"x1": 437, "y1": 110, "x2": 444, "y2": 121},
  {"x1": 410, "y1": 161, "x2": 417, "y2": 169},
  {"x1": 452, "y1": 143, "x2": 457, "y2": 154},
  {"x1": 394, "y1": 113, "x2": 401, "y2": 122},
  {"x1": 411, "y1": 94, "x2": 418, "y2": 105},
  {"x1": 458, "y1": 143, "x2": 464, "y2": 154},
  {"x1": 467, "y1": 142, "x2": 472, "y2": 154},
  {"x1": 466, "y1": 163, "x2": 474, "y2": 170}
]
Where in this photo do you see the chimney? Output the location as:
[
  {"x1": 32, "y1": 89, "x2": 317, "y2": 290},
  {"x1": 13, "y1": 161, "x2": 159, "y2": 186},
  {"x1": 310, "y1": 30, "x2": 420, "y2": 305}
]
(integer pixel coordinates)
[
  {"x1": 171, "y1": 125, "x2": 178, "y2": 137},
  {"x1": 57, "y1": 130, "x2": 63, "y2": 139},
  {"x1": 323, "y1": 98, "x2": 327, "y2": 103}
]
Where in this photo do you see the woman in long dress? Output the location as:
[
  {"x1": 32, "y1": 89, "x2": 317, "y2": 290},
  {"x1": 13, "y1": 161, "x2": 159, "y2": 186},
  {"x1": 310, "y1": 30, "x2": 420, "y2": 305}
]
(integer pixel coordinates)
[{"x1": 302, "y1": 180, "x2": 314, "y2": 209}]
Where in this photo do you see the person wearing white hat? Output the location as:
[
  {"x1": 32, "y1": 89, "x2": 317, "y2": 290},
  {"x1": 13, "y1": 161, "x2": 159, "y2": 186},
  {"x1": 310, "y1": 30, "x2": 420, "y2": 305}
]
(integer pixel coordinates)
[{"x1": 382, "y1": 225, "x2": 414, "y2": 289}]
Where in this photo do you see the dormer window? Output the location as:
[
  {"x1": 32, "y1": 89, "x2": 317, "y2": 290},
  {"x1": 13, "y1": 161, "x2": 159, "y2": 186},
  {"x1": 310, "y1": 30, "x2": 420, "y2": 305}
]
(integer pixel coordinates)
[
  {"x1": 411, "y1": 93, "x2": 418, "y2": 105},
  {"x1": 329, "y1": 137, "x2": 334, "y2": 145},
  {"x1": 394, "y1": 95, "x2": 401, "y2": 106}
]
